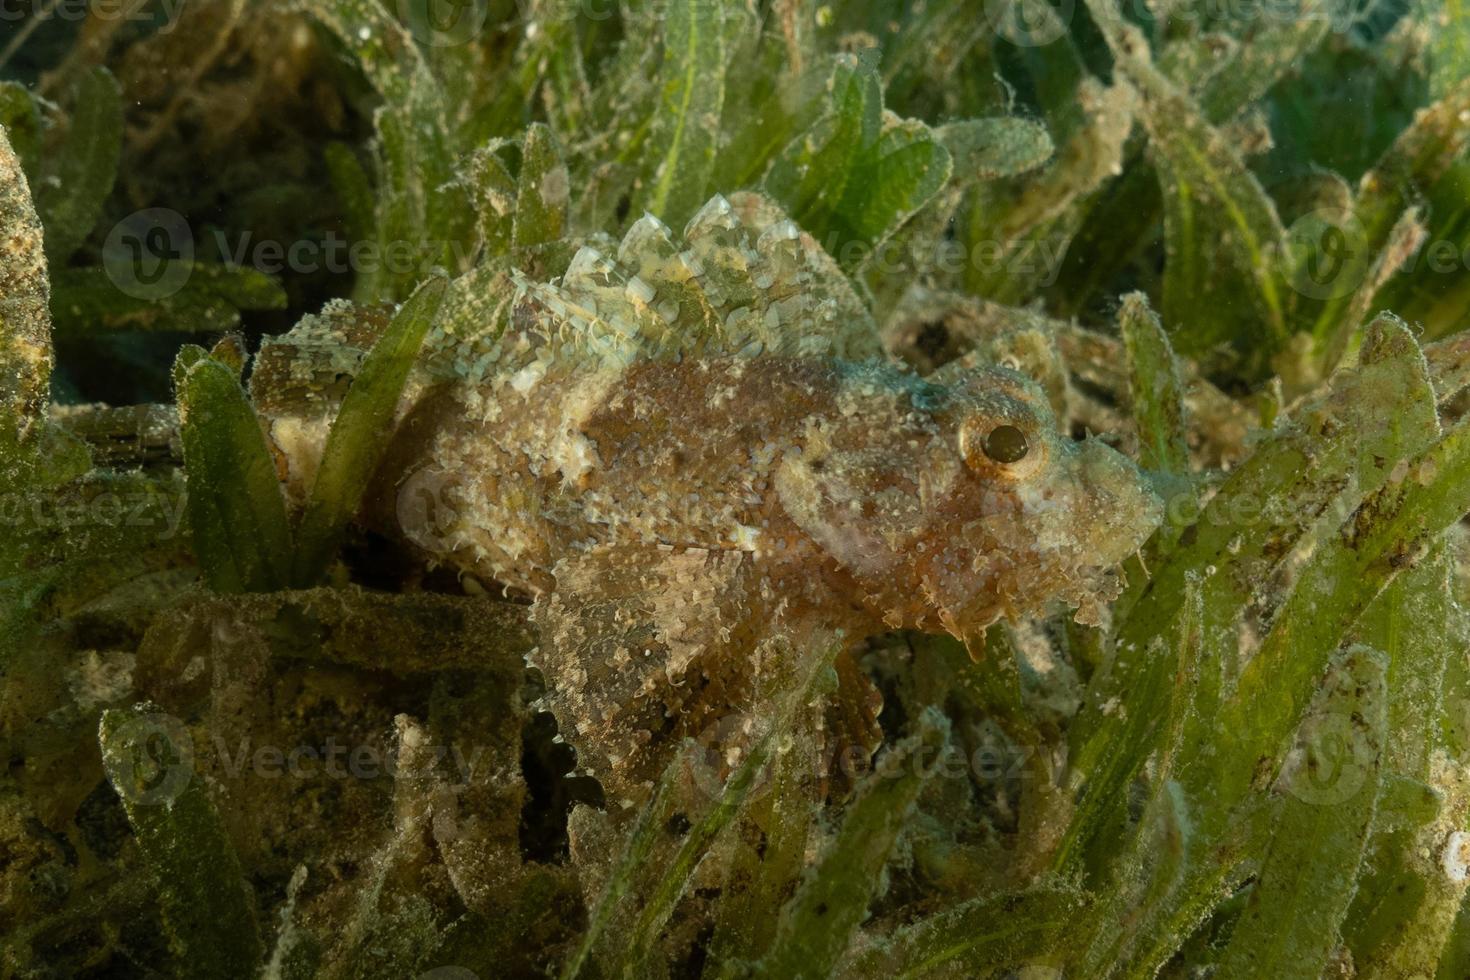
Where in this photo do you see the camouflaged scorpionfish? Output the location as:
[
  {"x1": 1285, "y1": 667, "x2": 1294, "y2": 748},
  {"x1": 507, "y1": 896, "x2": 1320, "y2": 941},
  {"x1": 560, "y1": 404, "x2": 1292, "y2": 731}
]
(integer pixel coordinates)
[{"x1": 255, "y1": 192, "x2": 1162, "y2": 804}]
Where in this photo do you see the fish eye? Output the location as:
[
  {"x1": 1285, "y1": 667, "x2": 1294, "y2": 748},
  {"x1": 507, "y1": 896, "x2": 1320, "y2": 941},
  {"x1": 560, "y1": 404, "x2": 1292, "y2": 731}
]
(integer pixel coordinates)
[
  {"x1": 983, "y1": 424, "x2": 1029, "y2": 464},
  {"x1": 958, "y1": 415, "x2": 1043, "y2": 479}
]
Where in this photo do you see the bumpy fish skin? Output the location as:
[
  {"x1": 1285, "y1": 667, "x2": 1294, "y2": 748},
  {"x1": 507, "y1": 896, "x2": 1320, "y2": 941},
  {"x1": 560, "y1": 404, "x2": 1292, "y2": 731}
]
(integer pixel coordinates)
[
  {"x1": 256, "y1": 192, "x2": 1162, "y2": 804},
  {"x1": 411, "y1": 350, "x2": 1158, "y2": 633}
]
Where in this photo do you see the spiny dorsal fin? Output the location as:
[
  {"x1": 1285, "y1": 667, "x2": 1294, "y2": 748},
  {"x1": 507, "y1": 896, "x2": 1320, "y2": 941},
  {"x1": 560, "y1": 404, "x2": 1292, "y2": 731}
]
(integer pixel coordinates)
[
  {"x1": 508, "y1": 192, "x2": 881, "y2": 368},
  {"x1": 255, "y1": 193, "x2": 884, "y2": 411},
  {"x1": 251, "y1": 300, "x2": 391, "y2": 419}
]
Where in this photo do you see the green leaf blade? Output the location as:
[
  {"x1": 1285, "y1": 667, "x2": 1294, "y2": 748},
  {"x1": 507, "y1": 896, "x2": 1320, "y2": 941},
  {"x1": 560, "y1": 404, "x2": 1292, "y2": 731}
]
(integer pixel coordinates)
[
  {"x1": 513, "y1": 123, "x2": 570, "y2": 251},
  {"x1": 934, "y1": 116, "x2": 1054, "y2": 185},
  {"x1": 845, "y1": 885, "x2": 1082, "y2": 979},
  {"x1": 178, "y1": 357, "x2": 294, "y2": 593},
  {"x1": 35, "y1": 68, "x2": 123, "y2": 265},
  {"x1": 1119, "y1": 291, "x2": 1189, "y2": 476},
  {"x1": 1216, "y1": 646, "x2": 1388, "y2": 978},
  {"x1": 0, "y1": 123, "x2": 52, "y2": 473},
  {"x1": 639, "y1": 0, "x2": 728, "y2": 228},
  {"x1": 99, "y1": 704, "x2": 264, "y2": 977},
  {"x1": 1063, "y1": 315, "x2": 1439, "y2": 875},
  {"x1": 51, "y1": 263, "x2": 286, "y2": 335},
  {"x1": 764, "y1": 55, "x2": 951, "y2": 269},
  {"x1": 761, "y1": 709, "x2": 949, "y2": 979},
  {"x1": 291, "y1": 276, "x2": 447, "y2": 586}
]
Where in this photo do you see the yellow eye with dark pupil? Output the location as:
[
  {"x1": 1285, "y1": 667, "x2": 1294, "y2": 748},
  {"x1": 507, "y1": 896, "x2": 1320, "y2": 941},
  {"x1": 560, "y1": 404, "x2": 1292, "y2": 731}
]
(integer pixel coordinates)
[{"x1": 983, "y1": 424, "x2": 1029, "y2": 464}]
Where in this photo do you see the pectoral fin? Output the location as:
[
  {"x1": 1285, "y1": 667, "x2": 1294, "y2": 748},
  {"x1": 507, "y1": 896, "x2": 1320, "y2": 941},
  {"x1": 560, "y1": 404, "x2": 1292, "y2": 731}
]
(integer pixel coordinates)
[
  {"x1": 531, "y1": 543, "x2": 776, "y2": 809},
  {"x1": 529, "y1": 542, "x2": 884, "y2": 811}
]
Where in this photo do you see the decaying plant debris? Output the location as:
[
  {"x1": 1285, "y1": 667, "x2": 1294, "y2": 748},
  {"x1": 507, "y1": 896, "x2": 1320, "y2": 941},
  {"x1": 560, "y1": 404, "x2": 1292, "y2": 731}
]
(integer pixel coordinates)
[{"x1": 7, "y1": 1, "x2": 1470, "y2": 977}]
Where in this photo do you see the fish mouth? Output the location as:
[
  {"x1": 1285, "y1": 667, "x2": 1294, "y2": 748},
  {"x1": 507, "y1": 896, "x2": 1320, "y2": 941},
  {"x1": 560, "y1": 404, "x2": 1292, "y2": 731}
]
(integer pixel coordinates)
[
  {"x1": 1074, "y1": 439, "x2": 1165, "y2": 564},
  {"x1": 913, "y1": 440, "x2": 1164, "y2": 638}
]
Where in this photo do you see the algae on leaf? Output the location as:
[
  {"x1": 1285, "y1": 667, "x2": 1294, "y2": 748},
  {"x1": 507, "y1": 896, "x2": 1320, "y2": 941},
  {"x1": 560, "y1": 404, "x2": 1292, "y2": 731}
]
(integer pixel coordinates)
[
  {"x1": 761, "y1": 709, "x2": 949, "y2": 980},
  {"x1": 33, "y1": 68, "x2": 122, "y2": 266},
  {"x1": 1090, "y1": 0, "x2": 1290, "y2": 368},
  {"x1": 1216, "y1": 646, "x2": 1388, "y2": 978},
  {"x1": 511, "y1": 124, "x2": 570, "y2": 252},
  {"x1": 99, "y1": 703, "x2": 264, "y2": 977},
  {"x1": 1119, "y1": 291, "x2": 1189, "y2": 477},
  {"x1": 636, "y1": 0, "x2": 730, "y2": 228},
  {"x1": 764, "y1": 53, "x2": 952, "y2": 269},
  {"x1": 0, "y1": 123, "x2": 52, "y2": 462},
  {"x1": 290, "y1": 276, "x2": 446, "y2": 585},
  {"x1": 178, "y1": 352, "x2": 294, "y2": 593}
]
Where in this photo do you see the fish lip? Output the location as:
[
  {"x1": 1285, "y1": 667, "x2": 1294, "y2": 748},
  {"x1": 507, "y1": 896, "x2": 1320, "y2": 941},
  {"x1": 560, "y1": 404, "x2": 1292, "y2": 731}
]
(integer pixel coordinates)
[
  {"x1": 1075, "y1": 440, "x2": 1166, "y2": 562},
  {"x1": 912, "y1": 442, "x2": 1164, "y2": 634}
]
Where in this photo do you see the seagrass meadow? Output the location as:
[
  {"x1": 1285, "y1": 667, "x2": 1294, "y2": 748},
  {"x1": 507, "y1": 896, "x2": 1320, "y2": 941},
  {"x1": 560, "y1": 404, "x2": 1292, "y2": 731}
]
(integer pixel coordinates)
[{"x1": 6, "y1": 0, "x2": 1470, "y2": 976}]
